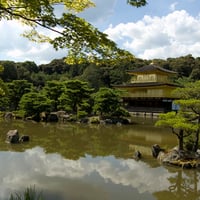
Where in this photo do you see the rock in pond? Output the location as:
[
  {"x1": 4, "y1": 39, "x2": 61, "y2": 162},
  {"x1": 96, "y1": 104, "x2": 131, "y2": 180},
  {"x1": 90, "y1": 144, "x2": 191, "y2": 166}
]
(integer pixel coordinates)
[
  {"x1": 19, "y1": 135, "x2": 30, "y2": 142},
  {"x1": 6, "y1": 129, "x2": 19, "y2": 143},
  {"x1": 6, "y1": 129, "x2": 29, "y2": 144},
  {"x1": 134, "y1": 150, "x2": 142, "y2": 160}
]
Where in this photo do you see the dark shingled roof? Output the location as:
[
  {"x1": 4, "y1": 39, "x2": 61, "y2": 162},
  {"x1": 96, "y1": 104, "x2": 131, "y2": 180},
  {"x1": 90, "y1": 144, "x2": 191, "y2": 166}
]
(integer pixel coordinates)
[{"x1": 127, "y1": 65, "x2": 177, "y2": 74}]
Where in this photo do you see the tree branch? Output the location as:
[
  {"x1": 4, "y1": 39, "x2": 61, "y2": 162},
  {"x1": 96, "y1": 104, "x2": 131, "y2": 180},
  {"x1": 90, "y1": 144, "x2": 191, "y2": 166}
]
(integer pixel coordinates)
[
  {"x1": 171, "y1": 127, "x2": 179, "y2": 137},
  {"x1": 0, "y1": 6, "x2": 63, "y2": 36}
]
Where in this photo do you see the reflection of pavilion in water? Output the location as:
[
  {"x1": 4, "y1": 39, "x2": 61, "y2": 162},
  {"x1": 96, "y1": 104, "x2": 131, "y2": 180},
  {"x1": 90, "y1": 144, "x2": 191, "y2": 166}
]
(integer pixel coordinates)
[{"x1": 123, "y1": 121, "x2": 177, "y2": 157}]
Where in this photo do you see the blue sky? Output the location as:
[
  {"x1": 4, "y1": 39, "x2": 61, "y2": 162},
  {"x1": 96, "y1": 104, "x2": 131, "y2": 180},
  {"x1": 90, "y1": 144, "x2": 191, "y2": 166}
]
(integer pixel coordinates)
[{"x1": 1, "y1": 0, "x2": 200, "y2": 64}]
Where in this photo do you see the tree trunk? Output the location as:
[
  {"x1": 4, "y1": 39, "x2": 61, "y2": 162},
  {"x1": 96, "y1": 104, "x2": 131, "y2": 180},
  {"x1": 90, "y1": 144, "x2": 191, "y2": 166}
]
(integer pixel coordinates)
[
  {"x1": 192, "y1": 117, "x2": 200, "y2": 152},
  {"x1": 193, "y1": 129, "x2": 199, "y2": 152},
  {"x1": 178, "y1": 129, "x2": 184, "y2": 151}
]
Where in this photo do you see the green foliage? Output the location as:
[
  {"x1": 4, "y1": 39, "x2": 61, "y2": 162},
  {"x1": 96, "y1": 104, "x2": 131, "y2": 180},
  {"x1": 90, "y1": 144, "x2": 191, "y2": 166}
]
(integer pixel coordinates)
[
  {"x1": 156, "y1": 80, "x2": 200, "y2": 151},
  {"x1": 173, "y1": 82, "x2": 200, "y2": 151},
  {"x1": 93, "y1": 87, "x2": 124, "y2": 117},
  {"x1": 58, "y1": 79, "x2": 93, "y2": 117},
  {"x1": 174, "y1": 80, "x2": 200, "y2": 99},
  {"x1": 0, "y1": 64, "x2": 8, "y2": 106},
  {"x1": 43, "y1": 80, "x2": 65, "y2": 111},
  {"x1": 112, "y1": 107, "x2": 130, "y2": 117},
  {"x1": 0, "y1": 61, "x2": 18, "y2": 81},
  {"x1": 167, "y1": 55, "x2": 195, "y2": 78},
  {"x1": 0, "y1": 79, "x2": 6, "y2": 97},
  {"x1": 174, "y1": 77, "x2": 192, "y2": 86},
  {"x1": 0, "y1": 0, "x2": 94, "y2": 23},
  {"x1": 0, "y1": 95, "x2": 10, "y2": 111},
  {"x1": 80, "y1": 64, "x2": 105, "y2": 89},
  {"x1": 2, "y1": 55, "x2": 200, "y2": 89},
  {"x1": 156, "y1": 111, "x2": 197, "y2": 151},
  {"x1": 15, "y1": 61, "x2": 38, "y2": 81},
  {"x1": 2, "y1": 55, "x2": 200, "y2": 122},
  {"x1": 54, "y1": 14, "x2": 134, "y2": 64},
  {"x1": 0, "y1": 0, "x2": 134, "y2": 64},
  {"x1": 30, "y1": 72, "x2": 46, "y2": 87},
  {"x1": 19, "y1": 91, "x2": 52, "y2": 120},
  {"x1": 0, "y1": 65, "x2": 4, "y2": 74},
  {"x1": 7, "y1": 80, "x2": 33, "y2": 110},
  {"x1": 190, "y1": 57, "x2": 200, "y2": 80},
  {"x1": 156, "y1": 112, "x2": 197, "y2": 134},
  {"x1": 39, "y1": 58, "x2": 69, "y2": 75},
  {"x1": 127, "y1": 0, "x2": 147, "y2": 7},
  {"x1": 184, "y1": 135, "x2": 197, "y2": 151},
  {"x1": 175, "y1": 99, "x2": 200, "y2": 114},
  {"x1": 77, "y1": 110, "x2": 88, "y2": 119},
  {"x1": 152, "y1": 55, "x2": 200, "y2": 82}
]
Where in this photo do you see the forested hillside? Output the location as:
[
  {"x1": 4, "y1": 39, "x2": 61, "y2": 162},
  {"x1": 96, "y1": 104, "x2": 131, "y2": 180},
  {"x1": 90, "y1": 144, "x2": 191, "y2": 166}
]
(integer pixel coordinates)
[{"x1": 0, "y1": 54, "x2": 199, "y2": 89}]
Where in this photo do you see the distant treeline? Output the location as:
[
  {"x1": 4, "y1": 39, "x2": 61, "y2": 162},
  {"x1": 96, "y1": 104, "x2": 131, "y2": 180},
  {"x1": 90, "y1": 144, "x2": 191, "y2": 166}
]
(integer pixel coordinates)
[{"x1": 0, "y1": 54, "x2": 199, "y2": 89}]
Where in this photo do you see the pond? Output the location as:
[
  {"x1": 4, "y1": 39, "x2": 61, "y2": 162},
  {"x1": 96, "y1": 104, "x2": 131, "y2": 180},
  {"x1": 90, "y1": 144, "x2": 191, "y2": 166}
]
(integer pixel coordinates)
[{"x1": 0, "y1": 117, "x2": 199, "y2": 200}]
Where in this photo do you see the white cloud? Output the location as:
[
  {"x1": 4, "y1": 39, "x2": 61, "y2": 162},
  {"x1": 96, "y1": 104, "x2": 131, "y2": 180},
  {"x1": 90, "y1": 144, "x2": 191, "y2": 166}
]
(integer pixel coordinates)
[
  {"x1": 0, "y1": 20, "x2": 66, "y2": 65},
  {"x1": 104, "y1": 10, "x2": 200, "y2": 60}
]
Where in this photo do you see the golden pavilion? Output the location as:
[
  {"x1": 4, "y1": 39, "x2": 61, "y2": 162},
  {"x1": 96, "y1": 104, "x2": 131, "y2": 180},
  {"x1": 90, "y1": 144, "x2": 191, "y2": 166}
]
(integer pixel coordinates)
[{"x1": 114, "y1": 64, "x2": 179, "y2": 113}]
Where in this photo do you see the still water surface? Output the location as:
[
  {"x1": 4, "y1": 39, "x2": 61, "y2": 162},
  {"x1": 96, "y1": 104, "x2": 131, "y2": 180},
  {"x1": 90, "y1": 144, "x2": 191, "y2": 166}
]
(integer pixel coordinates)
[{"x1": 0, "y1": 118, "x2": 199, "y2": 200}]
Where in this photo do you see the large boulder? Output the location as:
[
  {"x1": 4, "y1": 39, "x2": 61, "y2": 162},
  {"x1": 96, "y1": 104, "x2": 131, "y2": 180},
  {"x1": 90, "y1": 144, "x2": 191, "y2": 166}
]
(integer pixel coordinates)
[
  {"x1": 6, "y1": 129, "x2": 19, "y2": 143},
  {"x1": 152, "y1": 144, "x2": 163, "y2": 158},
  {"x1": 47, "y1": 112, "x2": 59, "y2": 122},
  {"x1": 4, "y1": 112, "x2": 15, "y2": 120},
  {"x1": 134, "y1": 150, "x2": 142, "y2": 160}
]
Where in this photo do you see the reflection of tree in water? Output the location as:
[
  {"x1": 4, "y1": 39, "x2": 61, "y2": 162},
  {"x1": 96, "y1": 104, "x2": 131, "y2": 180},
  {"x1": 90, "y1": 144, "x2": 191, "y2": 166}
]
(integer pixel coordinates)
[{"x1": 154, "y1": 168, "x2": 200, "y2": 200}]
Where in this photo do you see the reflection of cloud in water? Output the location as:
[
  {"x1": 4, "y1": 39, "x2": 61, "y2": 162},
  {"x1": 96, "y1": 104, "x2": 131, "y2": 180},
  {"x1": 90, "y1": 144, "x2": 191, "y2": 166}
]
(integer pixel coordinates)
[
  {"x1": 0, "y1": 147, "x2": 171, "y2": 199},
  {"x1": 96, "y1": 159, "x2": 171, "y2": 193}
]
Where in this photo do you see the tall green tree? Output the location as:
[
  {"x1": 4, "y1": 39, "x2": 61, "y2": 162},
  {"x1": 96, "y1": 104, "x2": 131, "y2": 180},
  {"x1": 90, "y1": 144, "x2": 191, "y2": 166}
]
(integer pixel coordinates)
[
  {"x1": 0, "y1": 65, "x2": 9, "y2": 111},
  {"x1": 39, "y1": 58, "x2": 69, "y2": 75},
  {"x1": 80, "y1": 64, "x2": 105, "y2": 90},
  {"x1": 174, "y1": 81, "x2": 200, "y2": 151},
  {"x1": 15, "y1": 61, "x2": 39, "y2": 81},
  {"x1": 43, "y1": 80, "x2": 65, "y2": 111},
  {"x1": 19, "y1": 91, "x2": 52, "y2": 121},
  {"x1": 190, "y1": 57, "x2": 200, "y2": 80},
  {"x1": 156, "y1": 80, "x2": 200, "y2": 152},
  {"x1": 93, "y1": 87, "x2": 128, "y2": 118},
  {"x1": 0, "y1": 61, "x2": 18, "y2": 82},
  {"x1": 58, "y1": 79, "x2": 93, "y2": 117},
  {"x1": 30, "y1": 71, "x2": 47, "y2": 87},
  {"x1": 156, "y1": 112, "x2": 197, "y2": 151},
  {"x1": 0, "y1": 80, "x2": 5, "y2": 97},
  {"x1": 0, "y1": 65, "x2": 5, "y2": 97},
  {"x1": 7, "y1": 80, "x2": 33, "y2": 110}
]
